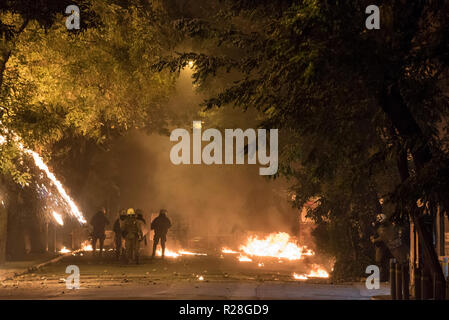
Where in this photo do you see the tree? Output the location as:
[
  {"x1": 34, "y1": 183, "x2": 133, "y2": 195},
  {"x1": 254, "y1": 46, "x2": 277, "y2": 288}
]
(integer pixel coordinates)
[
  {"x1": 155, "y1": 0, "x2": 449, "y2": 281},
  {"x1": 0, "y1": 0, "x2": 177, "y2": 262}
]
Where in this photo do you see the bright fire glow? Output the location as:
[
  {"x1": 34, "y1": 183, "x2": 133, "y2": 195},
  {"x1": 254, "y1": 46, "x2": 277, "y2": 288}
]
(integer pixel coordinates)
[
  {"x1": 222, "y1": 248, "x2": 239, "y2": 254},
  {"x1": 238, "y1": 255, "x2": 252, "y2": 262},
  {"x1": 306, "y1": 265, "x2": 330, "y2": 278},
  {"x1": 0, "y1": 130, "x2": 87, "y2": 224},
  {"x1": 293, "y1": 273, "x2": 308, "y2": 280},
  {"x1": 24, "y1": 148, "x2": 86, "y2": 224},
  {"x1": 81, "y1": 240, "x2": 93, "y2": 251},
  {"x1": 179, "y1": 250, "x2": 207, "y2": 256},
  {"x1": 59, "y1": 247, "x2": 71, "y2": 254},
  {"x1": 157, "y1": 248, "x2": 180, "y2": 258},
  {"x1": 239, "y1": 232, "x2": 314, "y2": 260},
  {"x1": 156, "y1": 248, "x2": 207, "y2": 258},
  {"x1": 52, "y1": 211, "x2": 64, "y2": 226},
  {"x1": 293, "y1": 265, "x2": 330, "y2": 280}
]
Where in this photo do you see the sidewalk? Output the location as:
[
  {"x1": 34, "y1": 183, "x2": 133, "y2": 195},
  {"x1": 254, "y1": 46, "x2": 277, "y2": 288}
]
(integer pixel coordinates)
[{"x1": 0, "y1": 253, "x2": 61, "y2": 282}]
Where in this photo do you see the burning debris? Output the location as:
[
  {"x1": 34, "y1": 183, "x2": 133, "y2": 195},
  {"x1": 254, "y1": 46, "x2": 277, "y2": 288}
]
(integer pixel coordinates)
[
  {"x1": 292, "y1": 265, "x2": 330, "y2": 280},
  {"x1": 238, "y1": 255, "x2": 252, "y2": 262},
  {"x1": 239, "y1": 232, "x2": 313, "y2": 260},
  {"x1": 155, "y1": 248, "x2": 208, "y2": 258},
  {"x1": 221, "y1": 232, "x2": 314, "y2": 262},
  {"x1": 221, "y1": 248, "x2": 239, "y2": 254},
  {"x1": 293, "y1": 273, "x2": 308, "y2": 280},
  {"x1": 59, "y1": 247, "x2": 71, "y2": 254},
  {"x1": 81, "y1": 241, "x2": 93, "y2": 252},
  {"x1": 221, "y1": 232, "x2": 330, "y2": 280}
]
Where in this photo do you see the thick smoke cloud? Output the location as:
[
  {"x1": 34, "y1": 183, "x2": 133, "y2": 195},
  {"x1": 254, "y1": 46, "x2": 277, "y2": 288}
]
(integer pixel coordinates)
[{"x1": 90, "y1": 68, "x2": 300, "y2": 240}]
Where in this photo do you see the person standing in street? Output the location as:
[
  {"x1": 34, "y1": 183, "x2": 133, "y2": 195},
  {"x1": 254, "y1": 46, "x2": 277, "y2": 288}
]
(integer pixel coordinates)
[
  {"x1": 113, "y1": 209, "x2": 126, "y2": 260},
  {"x1": 90, "y1": 207, "x2": 109, "y2": 257},
  {"x1": 123, "y1": 208, "x2": 143, "y2": 264},
  {"x1": 151, "y1": 209, "x2": 172, "y2": 259}
]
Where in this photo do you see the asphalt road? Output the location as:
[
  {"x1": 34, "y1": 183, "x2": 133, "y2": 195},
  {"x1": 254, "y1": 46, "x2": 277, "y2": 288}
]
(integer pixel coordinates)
[{"x1": 0, "y1": 253, "x2": 389, "y2": 300}]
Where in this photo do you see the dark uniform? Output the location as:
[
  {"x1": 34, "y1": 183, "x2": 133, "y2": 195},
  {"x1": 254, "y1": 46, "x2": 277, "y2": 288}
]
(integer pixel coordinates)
[
  {"x1": 90, "y1": 209, "x2": 109, "y2": 256},
  {"x1": 122, "y1": 211, "x2": 143, "y2": 264},
  {"x1": 151, "y1": 210, "x2": 172, "y2": 259},
  {"x1": 113, "y1": 211, "x2": 126, "y2": 260},
  {"x1": 136, "y1": 209, "x2": 147, "y2": 246}
]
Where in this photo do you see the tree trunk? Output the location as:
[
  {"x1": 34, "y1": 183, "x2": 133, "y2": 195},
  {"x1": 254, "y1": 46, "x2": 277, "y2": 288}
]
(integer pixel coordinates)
[{"x1": 381, "y1": 83, "x2": 446, "y2": 295}]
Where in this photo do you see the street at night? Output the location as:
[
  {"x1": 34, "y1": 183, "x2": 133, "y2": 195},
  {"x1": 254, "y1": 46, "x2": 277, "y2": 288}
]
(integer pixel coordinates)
[
  {"x1": 0, "y1": 1, "x2": 448, "y2": 314},
  {"x1": 0, "y1": 253, "x2": 388, "y2": 300}
]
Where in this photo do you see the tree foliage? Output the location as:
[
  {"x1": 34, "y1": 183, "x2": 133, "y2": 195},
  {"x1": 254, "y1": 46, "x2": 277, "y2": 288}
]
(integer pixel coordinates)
[
  {"x1": 155, "y1": 0, "x2": 449, "y2": 278},
  {"x1": 0, "y1": 0, "x2": 177, "y2": 184}
]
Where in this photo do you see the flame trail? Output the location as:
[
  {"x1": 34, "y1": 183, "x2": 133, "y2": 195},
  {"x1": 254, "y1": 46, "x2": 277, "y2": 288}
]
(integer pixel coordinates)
[
  {"x1": 52, "y1": 211, "x2": 64, "y2": 226},
  {"x1": 0, "y1": 131, "x2": 86, "y2": 224},
  {"x1": 155, "y1": 248, "x2": 208, "y2": 258},
  {"x1": 23, "y1": 148, "x2": 86, "y2": 223}
]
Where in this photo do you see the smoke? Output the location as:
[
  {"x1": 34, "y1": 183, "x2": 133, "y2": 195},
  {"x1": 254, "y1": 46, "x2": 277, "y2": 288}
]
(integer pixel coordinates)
[
  {"x1": 89, "y1": 67, "x2": 300, "y2": 239},
  {"x1": 109, "y1": 131, "x2": 298, "y2": 237}
]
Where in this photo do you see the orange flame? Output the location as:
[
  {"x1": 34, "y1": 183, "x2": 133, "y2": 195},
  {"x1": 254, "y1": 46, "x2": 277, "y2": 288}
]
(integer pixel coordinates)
[
  {"x1": 222, "y1": 247, "x2": 239, "y2": 254},
  {"x1": 1, "y1": 130, "x2": 87, "y2": 224},
  {"x1": 239, "y1": 232, "x2": 314, "y2": 260},
  {"x1": 52, "y1": 211, "x2": 64, "y2": 226},
  {"x1": 25, "y1": 148, "x2": 86, "y2": 224},
  {"x1": 59, "y1": 247, "x2": 71, "y2": 254},
  {"x1": 155, "y1": 248, "x2": 207, "y2": 258},
  {"x1": 293, "y1": 264, "x2": 330, "y2": 280},
  {"x1": 293, "y1": 273, "x2": 308, "y2": 280},
  {"x1": 238, "y1": 255, "x2": 252, "y2": 262},
  {"x1": 81, "y1": 240, "x2": 93, "y2": 251}
]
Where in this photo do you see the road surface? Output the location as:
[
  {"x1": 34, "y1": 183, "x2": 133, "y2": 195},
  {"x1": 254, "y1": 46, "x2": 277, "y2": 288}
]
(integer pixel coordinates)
[{"x1": 0, "y1": 253, "x2": 389, "y2": 299}]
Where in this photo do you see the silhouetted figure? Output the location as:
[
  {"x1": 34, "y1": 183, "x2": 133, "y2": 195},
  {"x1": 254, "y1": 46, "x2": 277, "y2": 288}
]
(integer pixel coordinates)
[
  {"x1": 151, "y1": 209, "x2": 172, "y2": 259},
  {"x1": 136, "y1": 209, "x2": 148, "y2": 246},
  {"x1": 113, "y1": 209, "x2": 126, "y2": 260},
  {"x1": 90, "y1": 207, "x2": 109, "y2": 257},
  {"x1": 122, "y1": 208, "x2": 144, "y2": 264}
]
